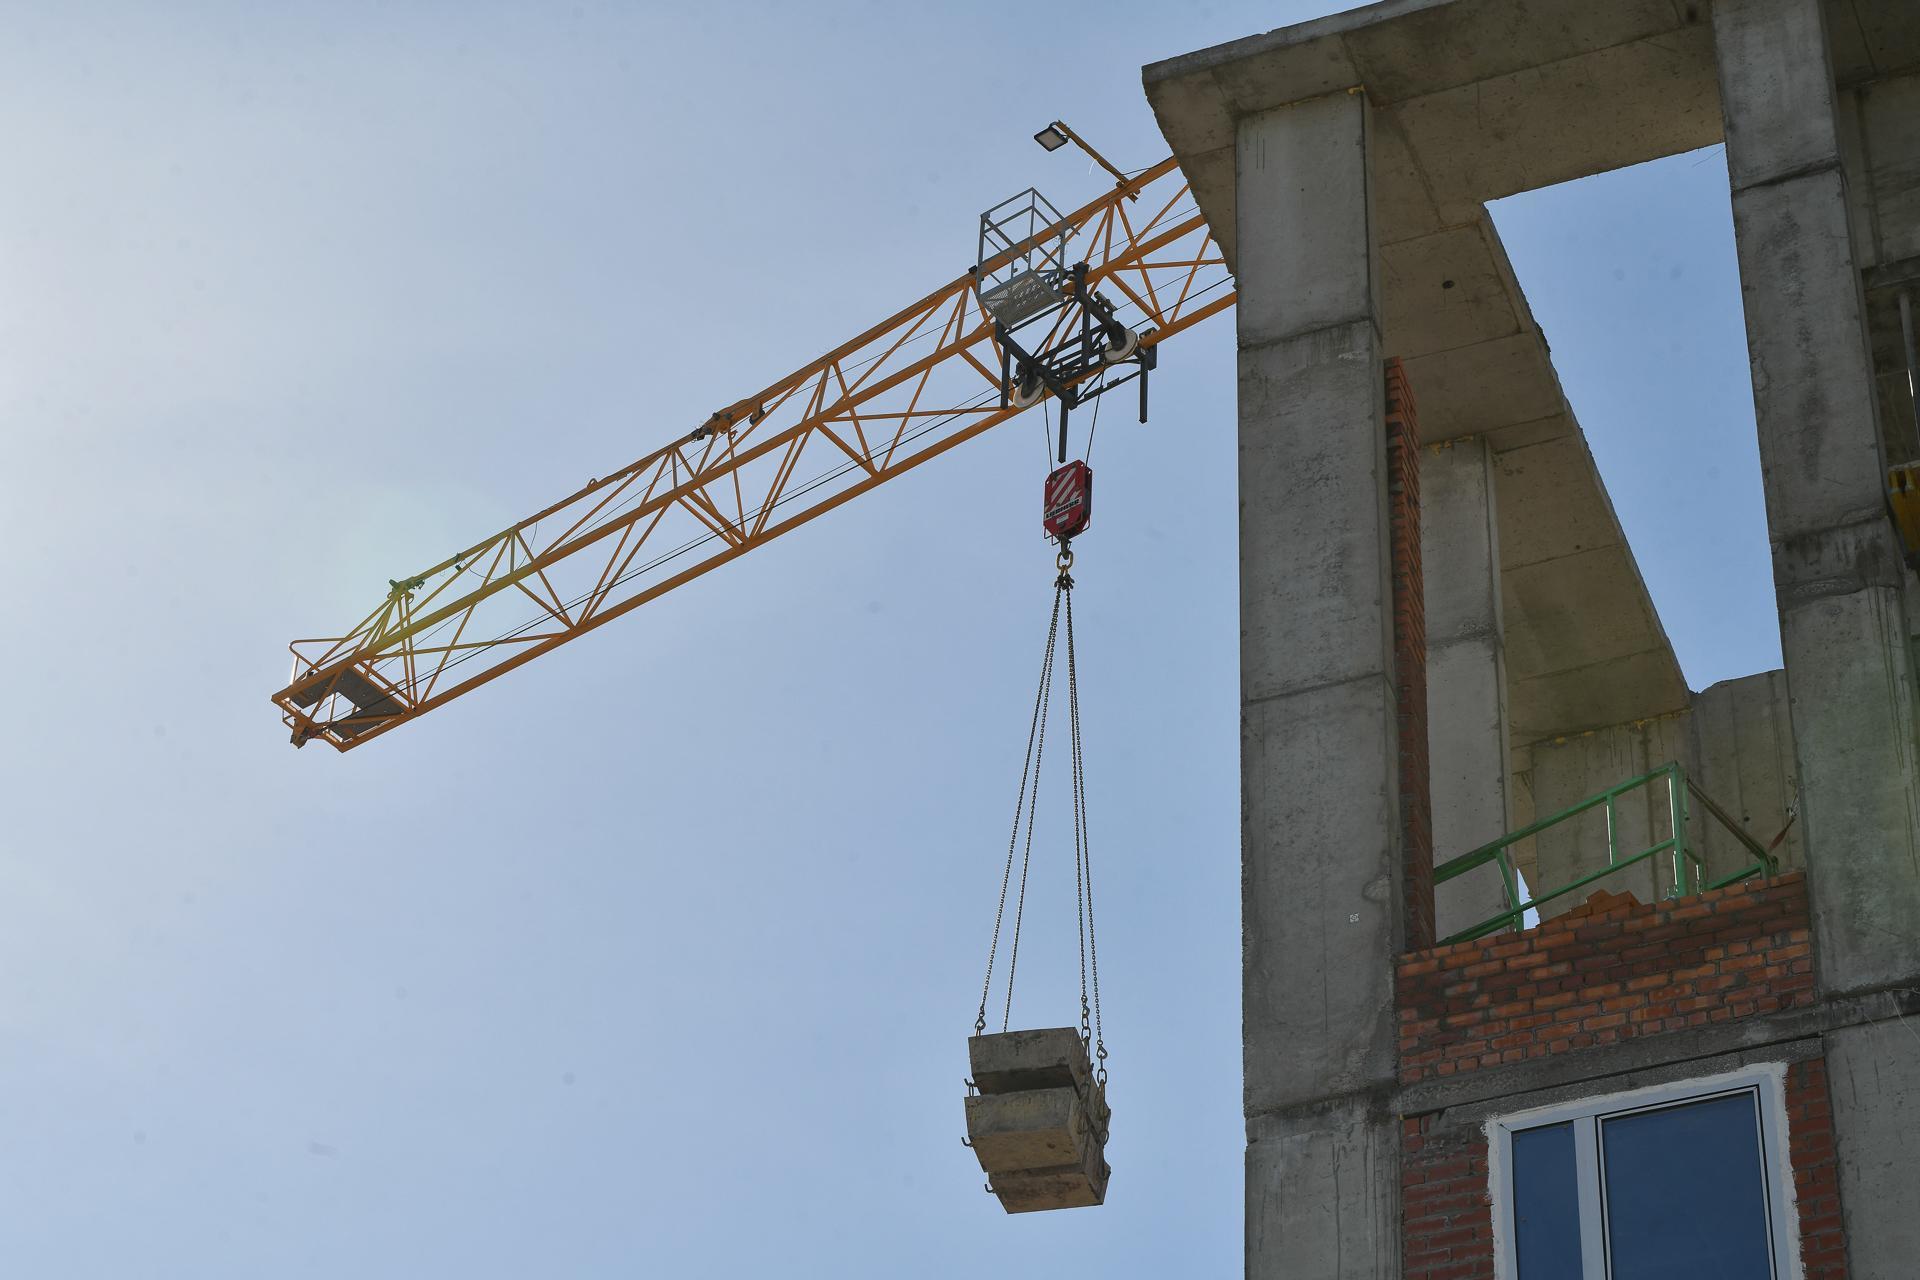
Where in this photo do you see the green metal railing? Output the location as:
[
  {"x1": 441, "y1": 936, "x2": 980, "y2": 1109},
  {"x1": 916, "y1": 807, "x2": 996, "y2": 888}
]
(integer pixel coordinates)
[{"x1": 1432, "y1": 761, "x2": 1780, "y2": 945}]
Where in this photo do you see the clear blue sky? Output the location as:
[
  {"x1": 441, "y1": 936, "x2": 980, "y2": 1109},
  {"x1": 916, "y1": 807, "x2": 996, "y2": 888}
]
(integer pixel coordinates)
[{"x1": 0, "y1": 3, "x2": 1773, "y2": 1275}]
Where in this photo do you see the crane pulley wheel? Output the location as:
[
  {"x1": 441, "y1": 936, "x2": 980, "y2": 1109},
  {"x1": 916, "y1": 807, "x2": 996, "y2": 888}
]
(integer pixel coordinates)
[
  {"x1": 1011, "y1": 373, "x2": 1047, "y2": 409},
  {"x1": 1100, "y1": 327, "x2": 1140, "y2": 364}
]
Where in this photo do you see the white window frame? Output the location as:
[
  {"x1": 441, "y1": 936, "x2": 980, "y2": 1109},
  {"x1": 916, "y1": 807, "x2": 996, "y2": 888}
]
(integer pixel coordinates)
[{"x1": 1486, "y1": 1063, "x2": 1803, "y2": 1280}]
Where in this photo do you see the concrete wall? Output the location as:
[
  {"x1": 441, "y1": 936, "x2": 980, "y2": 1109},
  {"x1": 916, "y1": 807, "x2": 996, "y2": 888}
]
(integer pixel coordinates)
[
  {"x1": 1509, "y1": 669, "x2": 1802, "y2": 917},
  {"x1": 1423, "y1": 437, "x2": 1514, "y2": 938},
  {"x1": 1826, "y1": 1018, "x2": 1920, "y2": 1276},
  {"x1": 1690, "y1": 669, "x2": 1805, "y2": 875},
  {"x1": 1839, "y1": 68, "x2": 1920, "y2": 460},
  {"x1": 1525, "y1": 714, "x2": 1695, "y2": 915},
  {"x1": 1840, "y1": 70, "x2": 1920, "y2": 268}
]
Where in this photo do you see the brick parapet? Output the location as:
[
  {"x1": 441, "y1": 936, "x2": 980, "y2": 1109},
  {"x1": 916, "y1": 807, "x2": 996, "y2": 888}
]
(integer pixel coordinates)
[{"x1": 1396, "y1": 873, "x2": 1814, "y2": 1087}]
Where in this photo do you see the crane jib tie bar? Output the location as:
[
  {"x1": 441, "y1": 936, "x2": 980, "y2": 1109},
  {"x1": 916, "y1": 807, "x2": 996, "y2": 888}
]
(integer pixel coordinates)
[{"x1": 974, "y1": 545, "x2": 1108, "y2": 1089}]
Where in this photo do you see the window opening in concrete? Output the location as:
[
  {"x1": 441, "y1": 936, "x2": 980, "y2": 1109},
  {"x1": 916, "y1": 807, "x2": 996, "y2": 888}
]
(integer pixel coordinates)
[
  {"x1": 1488, "y1": 147, "x2": 1781, "y2": 690},
  {"x1": 1490, "y1": 1065, "x2": 1797, "y2": 1279}
]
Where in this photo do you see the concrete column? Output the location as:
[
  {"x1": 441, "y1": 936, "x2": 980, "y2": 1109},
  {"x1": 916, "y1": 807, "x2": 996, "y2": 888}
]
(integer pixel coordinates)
[
  {"x1": 1714, "y1": 0, "x2": 1920, "y2": 995},
  {"x1": 1237, "y1": 88, "x2": 1402, "y2": 1279},
  {"x1": 1825, "y1": 1020, "x2": 1920, "y2": 1275},
  {"x1": 1422, "y1": 438, "x2": 1514, "y2": 938}
]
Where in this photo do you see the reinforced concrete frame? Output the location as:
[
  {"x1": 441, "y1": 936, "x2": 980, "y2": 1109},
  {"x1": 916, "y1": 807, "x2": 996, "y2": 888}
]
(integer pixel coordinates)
[{"x1": 1145, "y1": 1, "x2": 1920, "y2": 1275}]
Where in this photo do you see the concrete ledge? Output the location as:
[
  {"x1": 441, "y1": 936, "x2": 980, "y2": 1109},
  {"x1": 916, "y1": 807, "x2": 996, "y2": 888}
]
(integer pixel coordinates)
[
  {"x1": 1395, "y1": 987, "x2": 1920, "y2": 1116},
  {"x1": 1417, "y1": 1034, "x2": 1827, "y2": 1134}
]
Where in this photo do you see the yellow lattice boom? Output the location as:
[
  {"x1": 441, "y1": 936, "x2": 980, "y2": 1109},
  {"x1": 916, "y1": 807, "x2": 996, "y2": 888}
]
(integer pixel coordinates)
[{"x1": 274, "y1": 157, "x2": 1233, "y2": 750}]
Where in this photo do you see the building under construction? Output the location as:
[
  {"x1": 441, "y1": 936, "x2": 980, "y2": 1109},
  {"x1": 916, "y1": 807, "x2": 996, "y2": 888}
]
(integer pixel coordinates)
[{"x1": 1142, "y1": 0, "x2": 1920, "y2": 1274}]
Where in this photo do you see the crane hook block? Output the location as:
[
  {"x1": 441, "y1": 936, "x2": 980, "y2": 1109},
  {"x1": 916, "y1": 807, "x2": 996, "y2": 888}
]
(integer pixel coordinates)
[
  {"x1": 963, "y1": 1029, "x2": 1110, "y2": 1213},
  {"x1": 1043, "y1": 461, "x2": 1092, "y2": 542}
]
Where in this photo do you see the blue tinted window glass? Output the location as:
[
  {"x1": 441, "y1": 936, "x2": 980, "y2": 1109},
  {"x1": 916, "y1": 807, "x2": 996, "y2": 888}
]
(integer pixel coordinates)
[
  {"x1": 1512, "y1": 1121, "x2": 1583, "y2": 1279},
  {"x1": 1602, "y1": 1093, "x2": 1773, "y2": 1280}
]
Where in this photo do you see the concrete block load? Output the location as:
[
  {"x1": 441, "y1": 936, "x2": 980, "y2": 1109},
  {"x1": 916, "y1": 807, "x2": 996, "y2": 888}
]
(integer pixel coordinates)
[{"x1": 964, "y1": 1029, "x2": 1110, "y2": 1213}]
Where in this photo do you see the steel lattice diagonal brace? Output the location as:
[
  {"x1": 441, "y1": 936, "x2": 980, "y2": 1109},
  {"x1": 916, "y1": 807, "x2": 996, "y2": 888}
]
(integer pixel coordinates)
[{"x1": 274, "y1": 156, "x2": 1234, "y2": 751}]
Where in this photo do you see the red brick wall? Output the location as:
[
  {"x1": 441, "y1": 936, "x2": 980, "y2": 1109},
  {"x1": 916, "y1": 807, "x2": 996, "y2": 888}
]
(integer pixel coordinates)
[
  {"x1": 1386, "y1": 358, "x2": 1433, "y2": 952},
  {"x1": 1396, "y1": 874, "x2": 1814, "y2": 1086},
  {"x1": 1789, "y1": 1057, "x2": 1847, "y2": 1278},
  {"x1": 1398, "y1": 874, "x2": 1836, "y2": 1277},
  {"x1": 1403, "y1": 1115, "x2": 1493, "y2": 1280}
]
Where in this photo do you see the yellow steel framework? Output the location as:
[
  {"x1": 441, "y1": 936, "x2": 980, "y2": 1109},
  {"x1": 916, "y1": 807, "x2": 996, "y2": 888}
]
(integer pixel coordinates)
[{"x1": 274, "y1": 157, "x2": 1233, "y2": 750}]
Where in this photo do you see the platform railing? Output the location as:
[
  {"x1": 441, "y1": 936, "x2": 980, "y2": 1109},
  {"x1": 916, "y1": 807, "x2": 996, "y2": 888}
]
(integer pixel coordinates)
[{"x1": 1431, "y1": 761, "x2": 1780, "y2": 945}]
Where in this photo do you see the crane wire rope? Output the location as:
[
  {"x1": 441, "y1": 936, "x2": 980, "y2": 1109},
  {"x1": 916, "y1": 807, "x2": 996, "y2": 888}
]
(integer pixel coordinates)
[
  {"x1": 973, "y1": 550, "x2": 1106, "y2": 1087},
  {"x1": 1063, "y1": 580, "x2": 1105, "y2": 1088}
]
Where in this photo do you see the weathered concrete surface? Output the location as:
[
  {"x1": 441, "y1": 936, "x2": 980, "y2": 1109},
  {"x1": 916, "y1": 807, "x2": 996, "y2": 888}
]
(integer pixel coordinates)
[
  {"x1": 1147, "y1": 3, "x2": 1920, "y2": 1276},
  {"x1": 1840, "y1": 66, "x2": 1920, "y2": 465},
  {"x1": 967, "y1": 1030, "x2": 1110, "y2": 1213},
  {"x1": 1246, "y1": 1096, "x2": 1399, "y2": 1280},
  {"x1": 1152, "y1": 11, "x2": 1696, "y2": 761},
  {"x1": 1493, "y1": 429, "x2": 1691, "y2": 744},
  {"x1": 1236, "y1": 91, "x2": 1380, "y2": 348},
  {"x1": 1513, "y1": 665, "x2": 1802, "y2": 910},
  {"x1": 1729, "y1": 176, "x2": 1889, "y2": 541},
  {"x1": 1237, "y1": 90, "x2": 1403, "y2": 1276},
  {"x1": 1422, "y1": 438, "x2": 1513, "y2": 935},
  {"x1": 964, "y1": 1089, "x2": 1090, "y2": 1173},
  {"x1": 1825, "y1": 1018, "x2": 1920, "y2": 1276},
  {"x1": 987, "y1": 1137, "x2": 1109, "y2": 1214},
  {"x1": 1243, "y1": 683, "x2": 1403, "y2": 1106},
  {"x1": 1146, "y1": 0, "x2": 1721, "y2": 267},
  {"x1": 968, "y1": 1028, "x2": 1091, "y2": 1095},
  {"x1": 1822, "y1": 0, "x2": 1920, "y2": 88},
  {"x1": 1689, "y1": 669, "x2": 1804, "y2": 874},
  {"x1": 1527, "y1": 715, "x2": 1694, "y2": 914},
  {"x1": 1240, "y1": 320, "x2": 1398, "y2": 706},
  {"x1": 1716, "y1": 0, "x2": 1920, "y2": 995}
]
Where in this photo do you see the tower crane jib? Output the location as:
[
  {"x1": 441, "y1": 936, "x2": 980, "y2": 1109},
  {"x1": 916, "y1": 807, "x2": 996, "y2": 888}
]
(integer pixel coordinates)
[{"x1": 272, "y1": 156, "x2": 1234, "y2": 750}]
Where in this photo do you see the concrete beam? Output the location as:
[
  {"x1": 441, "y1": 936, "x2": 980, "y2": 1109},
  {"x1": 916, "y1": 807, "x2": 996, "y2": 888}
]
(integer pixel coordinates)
[{"x1": 1144, "y1": 0, "x2": 1722, "y2": 274}]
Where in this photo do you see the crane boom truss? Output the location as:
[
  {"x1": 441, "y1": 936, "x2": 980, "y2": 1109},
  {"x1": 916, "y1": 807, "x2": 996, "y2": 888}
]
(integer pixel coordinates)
[{"x1": 274, "y1": 156, "x2": 1233, "y2": 750}]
